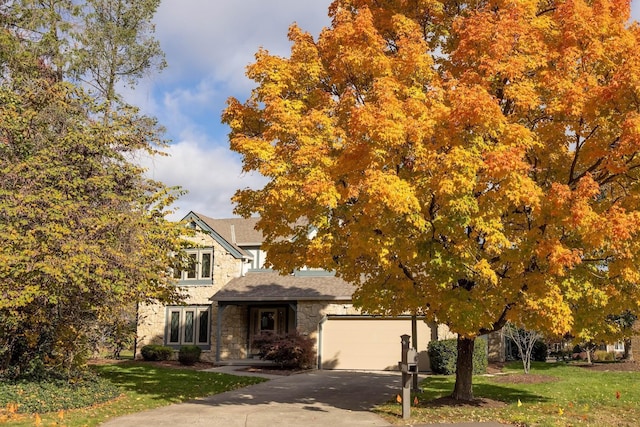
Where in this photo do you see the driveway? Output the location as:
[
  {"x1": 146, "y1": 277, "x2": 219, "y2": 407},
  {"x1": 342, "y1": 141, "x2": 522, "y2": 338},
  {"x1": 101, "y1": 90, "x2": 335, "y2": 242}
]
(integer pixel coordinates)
[{"x1": 100, "y1": 369, "x2": 400, "y2": 427}]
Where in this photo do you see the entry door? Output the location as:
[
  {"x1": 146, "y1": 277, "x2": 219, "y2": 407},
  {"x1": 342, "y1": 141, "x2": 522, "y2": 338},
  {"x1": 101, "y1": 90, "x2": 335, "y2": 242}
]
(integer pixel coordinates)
[
  {"x1": 249, "y1": 306, "x2": 288, "y2": 356},
  {"x1": 258, "y1": 309, "x2": 277, "y2": 333}
]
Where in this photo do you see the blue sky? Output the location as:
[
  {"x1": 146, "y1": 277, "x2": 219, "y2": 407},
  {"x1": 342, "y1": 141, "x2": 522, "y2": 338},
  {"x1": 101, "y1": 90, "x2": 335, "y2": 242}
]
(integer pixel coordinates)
[{"x1": 135, "y1": 1, "x2": 640, "y2": 220}]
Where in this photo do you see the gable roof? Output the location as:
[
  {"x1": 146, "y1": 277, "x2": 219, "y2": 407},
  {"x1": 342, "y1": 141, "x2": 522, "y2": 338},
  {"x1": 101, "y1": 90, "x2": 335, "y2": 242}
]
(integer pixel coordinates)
[
  {"x1": 181, "y1": 211, "x2": 263, "y2": 259},
  {"x1": 213, "y1": 271, "x2": 355, "y2": 302},
  {"x1": 196, "y1": 214, "x2": 263, "y2": 246}
]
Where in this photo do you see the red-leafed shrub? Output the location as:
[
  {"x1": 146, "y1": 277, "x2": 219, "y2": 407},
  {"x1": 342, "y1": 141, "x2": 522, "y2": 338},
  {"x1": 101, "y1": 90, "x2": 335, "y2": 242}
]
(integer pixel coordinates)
[{"x1": 252, "y1": 331, "x2": 315, "y2": 369}]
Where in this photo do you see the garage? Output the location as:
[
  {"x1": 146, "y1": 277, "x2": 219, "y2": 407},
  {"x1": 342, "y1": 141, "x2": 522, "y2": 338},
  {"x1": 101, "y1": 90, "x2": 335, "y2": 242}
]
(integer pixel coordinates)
[{"x1": 318, "y1": 315, "x2": 435, "y2": 371}]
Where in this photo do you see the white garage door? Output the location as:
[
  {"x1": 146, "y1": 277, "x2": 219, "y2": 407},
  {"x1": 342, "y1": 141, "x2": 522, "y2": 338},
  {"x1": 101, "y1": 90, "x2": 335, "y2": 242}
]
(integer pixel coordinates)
[{"x1": 319, "y1": 316, "x2": 433, "y2": 371}]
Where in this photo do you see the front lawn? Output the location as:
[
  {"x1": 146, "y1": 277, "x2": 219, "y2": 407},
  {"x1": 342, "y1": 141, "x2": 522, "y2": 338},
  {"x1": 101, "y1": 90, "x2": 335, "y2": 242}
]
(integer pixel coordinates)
[
  {"x1": 0, "y1": 362, "x2": 267, "y2": 426},
  {"x1": 376, "y1": 361, "x2": 640, "y2": 426}
]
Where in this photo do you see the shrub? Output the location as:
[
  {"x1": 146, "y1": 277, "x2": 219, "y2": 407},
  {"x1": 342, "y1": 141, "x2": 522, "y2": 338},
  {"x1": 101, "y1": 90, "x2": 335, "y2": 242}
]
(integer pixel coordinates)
[
  {"x1": 532, "y1": 340, "x2": 548, "y2": 362},
  {"x1": 178, "y1": 345, "x2": 202, "y2": 365},
  {"x1": 252, "y1": 331, "x2": 315, "y2": 369},
  {"x1": 594, "y1": 350, "x2": 615, "y2": 361},
  {"x1": 428, "y1": 338, "x2": 487, "y2": 375},
  {"x1": 140, "y1": 345, "x2": 173, "y2": 361}
]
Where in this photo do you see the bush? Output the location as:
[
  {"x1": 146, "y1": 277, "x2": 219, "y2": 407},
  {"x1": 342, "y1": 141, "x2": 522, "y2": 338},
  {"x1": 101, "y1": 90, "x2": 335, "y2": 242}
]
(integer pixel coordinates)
[
  {"x1": 140, "y1": 345, "x2": 173, "y2": 361},
  {"x1": 252, "y1": 331, "x2": 315, "y2": 369},
  {"x1": 428, "y1": 338, "x2": 487, "y2": 375},
  {"x1": 178, "y1": 345, "x2": 202, "y2": 365},
  {"x1": 532, "y1": 340, "x2": 548, "y2": 362},
  {"x1": 594, "y1": 350, "x2": 615, "y2": 361}
]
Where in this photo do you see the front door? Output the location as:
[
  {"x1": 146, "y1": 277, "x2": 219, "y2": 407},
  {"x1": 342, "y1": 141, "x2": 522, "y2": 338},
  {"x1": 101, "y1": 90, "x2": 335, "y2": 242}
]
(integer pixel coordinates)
[
  {"x1": 258, "y1": 309, "x2": 277, "y2": 333},
  {"x1": 249, "y1": 306, "x2": 288, "y2": 356}
]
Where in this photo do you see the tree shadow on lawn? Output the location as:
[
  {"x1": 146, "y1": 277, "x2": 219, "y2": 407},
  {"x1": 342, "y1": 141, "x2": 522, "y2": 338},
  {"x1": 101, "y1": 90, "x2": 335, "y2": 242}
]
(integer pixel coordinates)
[
  {"x1": 92, "y1": 363, "x2": 264, "y2": 404},
  {"x1": 420, "y1": 376, "x2": 550, "y2": 405}
]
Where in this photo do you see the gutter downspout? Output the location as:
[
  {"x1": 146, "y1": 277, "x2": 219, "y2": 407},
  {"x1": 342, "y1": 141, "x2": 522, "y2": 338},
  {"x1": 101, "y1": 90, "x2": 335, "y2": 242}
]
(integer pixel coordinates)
[{"x1": 317, "y1": 315, "x2": 328, "y2": 370}]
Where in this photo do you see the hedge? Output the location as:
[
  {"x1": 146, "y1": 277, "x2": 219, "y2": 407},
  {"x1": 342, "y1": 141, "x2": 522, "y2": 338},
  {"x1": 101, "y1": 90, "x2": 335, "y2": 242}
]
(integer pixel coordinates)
[
  {"x1": 428, "y1": 337, "x2": 487, "y2": 375},
  {"x1": 140, "y1": 344, "x2": 173, "y2": 361}
]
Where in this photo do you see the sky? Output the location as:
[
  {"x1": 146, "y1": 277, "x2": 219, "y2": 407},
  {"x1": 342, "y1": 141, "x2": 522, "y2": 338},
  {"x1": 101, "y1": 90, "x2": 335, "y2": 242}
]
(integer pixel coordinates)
[{"x1": 136, "y1": 1, "x2": 640, "y2": 220}]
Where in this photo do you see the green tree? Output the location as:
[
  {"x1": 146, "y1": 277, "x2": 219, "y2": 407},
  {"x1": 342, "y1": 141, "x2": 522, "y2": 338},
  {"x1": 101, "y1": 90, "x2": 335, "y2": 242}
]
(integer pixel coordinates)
[
  {"x1": 225, "y1": 0, "x2": 640, "y2": 400},
  {"x1": 0, "y1": 1, "x2": 184, "y2": 376}
]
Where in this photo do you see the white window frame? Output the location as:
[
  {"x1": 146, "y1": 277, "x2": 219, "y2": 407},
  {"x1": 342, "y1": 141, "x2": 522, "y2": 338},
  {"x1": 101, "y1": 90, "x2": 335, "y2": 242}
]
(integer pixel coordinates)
[
  {"x1": 166, "y1": 306, "x2": 211, "y2": 348},
  {"x1": 175, "y1": 249, "x2": 213, "y2": 281}
]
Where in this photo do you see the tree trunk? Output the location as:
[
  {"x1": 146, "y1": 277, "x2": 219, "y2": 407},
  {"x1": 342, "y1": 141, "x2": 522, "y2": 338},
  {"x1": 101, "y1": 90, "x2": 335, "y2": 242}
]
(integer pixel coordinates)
[
  {"x1": 624, "y1": 338, "x2": 633, "y2": 361},
  {"x1": 452, "y1": 336, "x2": 475, "y2": 401}
]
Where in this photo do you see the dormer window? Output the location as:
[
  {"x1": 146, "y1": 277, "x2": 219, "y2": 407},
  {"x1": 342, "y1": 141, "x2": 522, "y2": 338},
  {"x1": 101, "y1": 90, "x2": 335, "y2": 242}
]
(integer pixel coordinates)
[{"x1": 175, "y1": 249, "x2": 213, "y2": 281}]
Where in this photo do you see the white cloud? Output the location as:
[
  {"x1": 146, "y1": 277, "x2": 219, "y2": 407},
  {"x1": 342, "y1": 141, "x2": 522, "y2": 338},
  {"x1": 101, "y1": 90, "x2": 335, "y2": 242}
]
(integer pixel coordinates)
[
  {"x1": 128, "y1": 2, "x2": 333, "y2": 219},
  {"x1": 140, "y1": 139, "x2": 268, "y2": 220},
  {"x1": 153, "y1": 0, "x2": 331, "y2": 89}
]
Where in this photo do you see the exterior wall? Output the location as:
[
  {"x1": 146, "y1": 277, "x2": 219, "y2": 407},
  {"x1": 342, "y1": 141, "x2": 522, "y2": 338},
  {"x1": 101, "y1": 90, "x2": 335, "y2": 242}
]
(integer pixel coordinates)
[
  {"x1": 295, "y1": 302, "x2": 456, "y2": 363},
  {"x1": 136, "y1": 228, "x2": 246, "y2": 361},
  {"x1": 218, "y1": 305, "x2": 249, "y2": 361},
  {"x1": 487, "y1": 329, "x2": 506, "y2": 363},
  {"x1": 296, "y1": 301, "x2": 360, "y2": 354}
]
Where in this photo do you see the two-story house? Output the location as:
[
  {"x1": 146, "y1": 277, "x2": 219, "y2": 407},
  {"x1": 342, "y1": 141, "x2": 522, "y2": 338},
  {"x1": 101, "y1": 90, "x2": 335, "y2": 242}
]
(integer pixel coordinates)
[{"x1": 137, "y1": 211, "x2": 464, "y2": 370}]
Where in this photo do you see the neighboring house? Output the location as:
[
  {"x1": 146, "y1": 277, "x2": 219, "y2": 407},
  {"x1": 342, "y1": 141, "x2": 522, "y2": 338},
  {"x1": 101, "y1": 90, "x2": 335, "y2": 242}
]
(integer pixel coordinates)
[{"x1": 136, "y1": 211, "x2": 464, "y2": 371}]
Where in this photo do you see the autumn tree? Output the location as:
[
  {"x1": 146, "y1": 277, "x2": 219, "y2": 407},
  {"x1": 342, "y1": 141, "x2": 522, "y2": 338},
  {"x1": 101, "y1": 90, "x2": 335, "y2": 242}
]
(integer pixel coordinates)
[
  {"x1": 0, "y1": 1, "x2": 184, "y2": 376},
  {"x1": 225, "y1": 0, "x2": 640, "y2": 400}
]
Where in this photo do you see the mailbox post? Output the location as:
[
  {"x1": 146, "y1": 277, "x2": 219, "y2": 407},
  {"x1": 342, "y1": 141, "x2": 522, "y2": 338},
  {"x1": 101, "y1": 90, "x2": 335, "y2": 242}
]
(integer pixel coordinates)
[{"x1": 398, "y1": 334, "x2": 418, "y2": 420}]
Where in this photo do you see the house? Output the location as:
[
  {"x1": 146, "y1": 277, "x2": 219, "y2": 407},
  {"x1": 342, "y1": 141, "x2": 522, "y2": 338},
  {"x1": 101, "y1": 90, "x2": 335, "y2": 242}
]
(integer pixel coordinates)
[{"x1": 136, "y1": 211, "x2": 464, "y2": 370}]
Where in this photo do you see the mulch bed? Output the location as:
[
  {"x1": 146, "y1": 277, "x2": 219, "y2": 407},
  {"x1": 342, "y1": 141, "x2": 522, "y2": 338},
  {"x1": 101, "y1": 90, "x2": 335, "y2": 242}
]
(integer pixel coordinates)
[
  {"x1": 485, "y1": 361, "x2": 640, "y2": 385},
  {"x1": 237, "y1": 366, "x2": 306, "y2": 376},
  {"x1": 577, "y1": 361, "x2": 640, "y2": 372},
  {"x1": 88, "y1": 358, "x2": 216, "y2": 371}
]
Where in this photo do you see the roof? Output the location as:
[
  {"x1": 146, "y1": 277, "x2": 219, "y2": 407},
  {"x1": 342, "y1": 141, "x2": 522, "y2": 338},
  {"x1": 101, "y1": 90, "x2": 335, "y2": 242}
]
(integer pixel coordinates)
[
  {"x1": 213, "y1": 271, "x2": 356, "y2": 302},
  {"x1": 195, "y1": 213, "x2": 263, "y2": 246},
  {"x1": 181, "y1": 212, "x2": 263, "y2": 259}
]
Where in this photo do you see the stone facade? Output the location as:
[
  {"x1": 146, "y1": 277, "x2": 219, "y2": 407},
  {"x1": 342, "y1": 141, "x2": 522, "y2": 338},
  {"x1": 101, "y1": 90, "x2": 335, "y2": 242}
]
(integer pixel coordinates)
[
  {"x1": 217, "y1": 305, "x2": 248, "y2": 361},
  {"x1": 136, "y1": 225, "x2": 247, "y2": 361}
]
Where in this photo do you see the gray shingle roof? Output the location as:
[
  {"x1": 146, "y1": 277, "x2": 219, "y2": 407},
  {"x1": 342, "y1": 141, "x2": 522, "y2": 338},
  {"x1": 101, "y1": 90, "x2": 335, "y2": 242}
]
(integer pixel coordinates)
[
  {"x1": 195, "y1": 213, "x2": 263, "y2": 246},
  {"x1": 213, "y1": 271, "x2": 355, "y2": 302}
]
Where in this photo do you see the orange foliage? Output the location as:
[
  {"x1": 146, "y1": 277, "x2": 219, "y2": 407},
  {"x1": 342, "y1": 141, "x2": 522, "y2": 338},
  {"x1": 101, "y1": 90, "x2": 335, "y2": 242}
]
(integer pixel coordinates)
[{"x1": 225, "y1": 0, "x2": 640, "y2": 344}]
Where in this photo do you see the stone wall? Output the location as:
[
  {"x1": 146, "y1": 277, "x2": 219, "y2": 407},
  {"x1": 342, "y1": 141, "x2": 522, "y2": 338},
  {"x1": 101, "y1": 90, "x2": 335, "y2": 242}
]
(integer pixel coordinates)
[
  {"x1": 136, "y1": 228, "x2": 245, "y2": 360},
  {"x1": 217, "y1": 305, "x2": 248, "y2": 361}
]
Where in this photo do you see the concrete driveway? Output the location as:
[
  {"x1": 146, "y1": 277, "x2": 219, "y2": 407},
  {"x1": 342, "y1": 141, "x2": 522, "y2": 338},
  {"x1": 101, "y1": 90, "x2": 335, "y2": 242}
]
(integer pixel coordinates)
[{"x1": 100, "y1": 369, "x2": 401, "y2": 427}]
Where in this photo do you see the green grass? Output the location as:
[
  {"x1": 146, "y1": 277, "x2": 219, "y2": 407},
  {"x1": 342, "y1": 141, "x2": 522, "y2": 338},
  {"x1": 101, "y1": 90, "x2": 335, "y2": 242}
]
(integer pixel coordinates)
[
  {"x1": 0, "y1": 362, "x2": 267, "y2": 426},
  {"x1": 376, "y1": 361, "x2": 640, "y2": 426}
]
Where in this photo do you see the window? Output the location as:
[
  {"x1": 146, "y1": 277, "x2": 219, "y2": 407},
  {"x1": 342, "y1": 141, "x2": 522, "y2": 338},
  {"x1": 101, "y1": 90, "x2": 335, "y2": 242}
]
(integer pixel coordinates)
[
  {"x1": 614, "y1": 341, "x2": 625, "y2": 352},
  {"x1": 174, "y1": 249, "x2": 213, "y2": 281},
  {"x1": 201, "y1": 252, "x2": 211, "y2": 278},
  {"x1": 166, "y1": 306, "x2": 210, "y2": 348}
]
